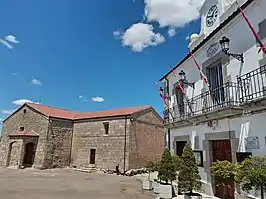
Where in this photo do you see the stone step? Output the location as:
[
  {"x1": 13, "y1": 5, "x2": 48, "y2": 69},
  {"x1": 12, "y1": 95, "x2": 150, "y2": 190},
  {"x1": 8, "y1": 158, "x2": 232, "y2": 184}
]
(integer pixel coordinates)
[{"x1": 74, "y1": 168, "x2": 97, "y2": 173}]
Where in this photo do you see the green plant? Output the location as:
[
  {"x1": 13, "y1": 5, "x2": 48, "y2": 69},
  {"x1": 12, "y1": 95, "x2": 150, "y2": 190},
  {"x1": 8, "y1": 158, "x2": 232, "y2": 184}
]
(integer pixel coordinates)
[
  {"x1": 235, "y1": 156, "x2": 266, "y2": 199},
  {"x1": 158, "y1": 148, "x2": 176, "y2": 184},
  {"x1": 211, "y1": 160, "x2": 237, "y2": 186},
  {"x1": 172, "y1": 153, "x2": 181, "y2": 172},
  {"x1": 178, "y1": 144, "x2": 202, "y2": 194},
  {"x1": 145, "y1": 161, "x2": 155, "y2": 180}
]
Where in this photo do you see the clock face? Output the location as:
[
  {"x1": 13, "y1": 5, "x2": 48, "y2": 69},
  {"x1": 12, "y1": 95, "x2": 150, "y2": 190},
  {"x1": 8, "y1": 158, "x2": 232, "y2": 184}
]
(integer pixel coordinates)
[{"x1": 206, "y1": 5, "x2": 218, "y2": 27}]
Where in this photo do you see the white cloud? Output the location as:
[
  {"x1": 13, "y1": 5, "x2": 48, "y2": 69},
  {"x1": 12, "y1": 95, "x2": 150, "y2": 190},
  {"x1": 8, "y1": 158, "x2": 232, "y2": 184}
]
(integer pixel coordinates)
[
  {"x1": 0, "y1": 39, "x2": 13, "y2": 49},
  {"x1": 114, "y1": 0, "x2": 204, "y2": 51},
  {"x1": 92, "y1": 96, "x2": 104, "y2": 103},
  {"x1": 168, "y1": 28, "x2": 176, "y2": 37},
  {"x1": 113, "y1": 30, "x2": 121, "y2": 39},
  {"x1": 78, "y1": 95, "x2": 89, "y2": 102},
  {"x1": 31, "y1": 79, "x2": 42, "y2": 85},
  {"x1": 144, "y1": 0, "x2": 205, "y2": 28},
  {"x1": 5, "y1": 35, "x2": 19, "y2": 44},
  {"x1": 120, "y1": 23, "x2": 165, "y2": 52},
  {"x1": 1, "y1": 110, "x2": 15, "y2": 115},
  {"x1": 12, "y1": 99, "x2": 39, "y2": 106},
  {"x1": 11, "y1": 72, "x2": 18, "y2": 76}
]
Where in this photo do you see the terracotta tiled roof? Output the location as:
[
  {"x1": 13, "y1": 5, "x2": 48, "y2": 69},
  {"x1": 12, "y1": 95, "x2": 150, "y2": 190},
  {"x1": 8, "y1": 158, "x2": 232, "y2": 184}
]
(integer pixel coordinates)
[
  {"x1": 74, "y1": 106, "x2": 151, "y2": 120},
  {"x1": 27, "y1": 103, "x2": 76, "y2": 119},
  {"x1": 26, "y1": 103, "x2": 151, "y2": 120},
  {"x1": 9, "y1": 130, "x2": 39, "y2": 137}
]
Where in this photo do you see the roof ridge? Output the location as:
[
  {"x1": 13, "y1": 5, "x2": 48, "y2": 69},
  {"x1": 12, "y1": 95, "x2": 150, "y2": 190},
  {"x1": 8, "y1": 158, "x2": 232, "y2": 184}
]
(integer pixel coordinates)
[
  {"x1": 74, "y1": 105, "x2": 151, "y2": 115},
  {"x1": 27, "y1": 102, "x2": 75, "y2": 112}
]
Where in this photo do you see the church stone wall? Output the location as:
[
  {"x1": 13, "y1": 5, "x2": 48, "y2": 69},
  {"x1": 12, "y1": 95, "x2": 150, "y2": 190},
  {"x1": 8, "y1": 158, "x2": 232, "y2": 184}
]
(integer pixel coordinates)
[{"x1": 0, "y1": 105, "x2": 49, "y2": 168}]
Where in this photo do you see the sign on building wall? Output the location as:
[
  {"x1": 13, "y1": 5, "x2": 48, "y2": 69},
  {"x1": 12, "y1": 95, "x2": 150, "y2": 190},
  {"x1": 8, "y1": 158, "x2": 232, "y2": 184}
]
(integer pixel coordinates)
[
  {"x1": 245, "y1": 136, "x2": 260, "y2": 149},
  {"x1": 206, "y1": 42, "x2": 219, "y2": 58}
]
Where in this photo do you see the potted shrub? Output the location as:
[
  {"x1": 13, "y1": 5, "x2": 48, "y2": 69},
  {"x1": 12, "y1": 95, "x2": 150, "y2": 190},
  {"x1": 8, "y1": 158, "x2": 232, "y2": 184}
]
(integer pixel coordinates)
[
  {"x1": 172, "y1": 153, "x2": 181, "y2": 196},
  {"x1": 142, "y1": 161, "x2": 154, "y2": 190},
  {"x1": 211, "y1": 160, "x2": 237, "y2": 198},
  {"x1": 158, "y1": 148, "x2": 176, "y2": 199},
  {"x1": 178, "y1": 144, "x2": 202, "y2": 199},
  {"x1": 153, "y1": 161, "x2": 160, "y2": 194},
  {"x1": 235, "y1": 156, "x2": 266, "y2": 199}
]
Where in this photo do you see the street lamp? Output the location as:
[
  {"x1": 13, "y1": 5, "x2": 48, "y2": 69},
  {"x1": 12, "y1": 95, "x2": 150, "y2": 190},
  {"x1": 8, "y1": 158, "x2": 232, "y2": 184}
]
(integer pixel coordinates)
[
  {"x1": 179, "y1": 70, "x2": 195, "y2": 89},
  {"x1": 219, "y1": 36, "x2": 244, "y2": 63}
]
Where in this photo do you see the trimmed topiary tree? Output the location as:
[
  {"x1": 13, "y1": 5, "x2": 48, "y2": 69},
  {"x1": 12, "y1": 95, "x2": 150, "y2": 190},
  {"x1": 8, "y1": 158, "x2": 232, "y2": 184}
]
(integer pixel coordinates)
[
  {"x1": 178, "y1": 144, "x2": 202, "y2": 195},
  {"x1": 172, "y1": 153, "x2": 182, "y2": 173},
  {"x1": 158, "y1": 148, "x2": 176, "y2": 184}
]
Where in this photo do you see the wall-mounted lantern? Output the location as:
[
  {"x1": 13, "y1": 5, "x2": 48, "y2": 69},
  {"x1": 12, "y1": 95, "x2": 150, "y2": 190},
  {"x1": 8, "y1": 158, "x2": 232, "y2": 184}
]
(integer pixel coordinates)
[
  {"x1": 179, "y1": 70, "x2": 195, "y2": 89},
  {"x1": 219, "y1": 36, "x2": 244, "y2": 63}
]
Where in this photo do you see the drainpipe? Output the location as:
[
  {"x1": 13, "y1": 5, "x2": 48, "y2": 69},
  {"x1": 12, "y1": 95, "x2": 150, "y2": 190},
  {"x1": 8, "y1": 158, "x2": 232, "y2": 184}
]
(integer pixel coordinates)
[
  {"x1": 69, "y1": 120, "x2": 74, "y2": 167},
  {"x1": 123, "y1": 116, "x2": 127, "y2": 175},
  {"x1": 168, "y1": 129, "x2": 171, "y2": 151}
]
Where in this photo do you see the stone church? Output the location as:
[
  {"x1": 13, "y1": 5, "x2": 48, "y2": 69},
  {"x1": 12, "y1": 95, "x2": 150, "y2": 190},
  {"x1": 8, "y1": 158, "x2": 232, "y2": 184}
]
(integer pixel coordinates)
[{"x1": 0, "y1": 103, "x2": 164, "y2": 172}]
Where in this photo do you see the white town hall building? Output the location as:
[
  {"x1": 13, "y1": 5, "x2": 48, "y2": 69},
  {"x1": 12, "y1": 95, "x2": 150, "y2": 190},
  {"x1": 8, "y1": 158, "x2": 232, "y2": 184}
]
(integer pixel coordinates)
[{"x1": 160, "y1": 0, "x2": 266, "y2": 198}]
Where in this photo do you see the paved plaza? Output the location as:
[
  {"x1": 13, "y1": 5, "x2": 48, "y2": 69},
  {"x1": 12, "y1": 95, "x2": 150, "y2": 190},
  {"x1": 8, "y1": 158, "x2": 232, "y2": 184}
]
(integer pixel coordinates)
[{"x1": 0, "y1": 168, "x2": 154, "y2": 199}]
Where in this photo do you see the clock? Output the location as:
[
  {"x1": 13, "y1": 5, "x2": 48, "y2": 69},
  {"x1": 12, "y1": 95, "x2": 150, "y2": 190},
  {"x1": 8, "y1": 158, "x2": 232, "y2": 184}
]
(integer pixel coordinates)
[{"x1": 206, "y1": 5, "x2": 218, "y2": 27}]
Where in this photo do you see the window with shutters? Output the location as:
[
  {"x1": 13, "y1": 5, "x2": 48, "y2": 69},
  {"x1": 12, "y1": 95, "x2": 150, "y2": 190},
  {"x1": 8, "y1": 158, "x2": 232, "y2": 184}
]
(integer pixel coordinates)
[
  {"x1": 175, "y1": 86, "x2": 185, "y2": 115},
  {"x1": 206, "y1": 59, "x2": 225, "y2": 104}
]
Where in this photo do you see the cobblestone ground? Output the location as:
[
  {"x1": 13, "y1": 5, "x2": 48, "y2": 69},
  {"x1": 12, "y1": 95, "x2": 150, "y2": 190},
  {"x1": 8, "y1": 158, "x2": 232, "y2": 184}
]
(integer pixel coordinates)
[{"x1": 0, "y1": 168, "x2": 154, "y2": 199}]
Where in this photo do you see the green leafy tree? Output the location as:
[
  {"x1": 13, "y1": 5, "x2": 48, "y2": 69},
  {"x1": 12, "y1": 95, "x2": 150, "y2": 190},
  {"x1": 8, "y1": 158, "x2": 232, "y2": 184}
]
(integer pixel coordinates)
[
  {"x1": 211, "y1": 160, "x2": 237, "y2": 188},
  {"x1": 235, "y1": 156, "x2": 266, "y2": 199},
  {"x1": 178, "y1": 144, "x2": 202, "y2": 194},
  {"x1": 158, "y1": 148, "x2": 176, "y2": 184}
]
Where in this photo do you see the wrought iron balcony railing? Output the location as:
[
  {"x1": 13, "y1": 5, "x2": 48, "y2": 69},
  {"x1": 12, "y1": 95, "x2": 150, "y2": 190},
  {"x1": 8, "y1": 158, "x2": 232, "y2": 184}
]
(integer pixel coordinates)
[
  {"x1": 164, "y1": 82, "x2": 241, "y2": 124},
  {"x1": 237, "y1": 65, "x2": 266, "y2": 103}
]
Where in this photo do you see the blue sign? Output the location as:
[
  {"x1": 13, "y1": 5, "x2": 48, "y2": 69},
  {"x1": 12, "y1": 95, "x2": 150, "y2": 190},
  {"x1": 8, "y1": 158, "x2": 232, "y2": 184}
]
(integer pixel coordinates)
[{"x1": 206, "y1": 42, "x2": 219, "y2": 58}]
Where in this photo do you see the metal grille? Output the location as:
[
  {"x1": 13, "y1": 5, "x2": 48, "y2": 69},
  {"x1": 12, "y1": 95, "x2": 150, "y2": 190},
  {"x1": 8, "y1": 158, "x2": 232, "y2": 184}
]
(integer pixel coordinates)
[
  {"x1": 164, "y1": 82, "x2": 240, "y2": 123},
  {"x1": 237, "y1": 65, "x2": 266, "y2": 102}
]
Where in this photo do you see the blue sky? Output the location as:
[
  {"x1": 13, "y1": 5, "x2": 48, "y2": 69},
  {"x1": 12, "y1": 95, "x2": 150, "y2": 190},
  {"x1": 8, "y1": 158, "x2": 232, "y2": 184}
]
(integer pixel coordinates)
[{"x1": 0, "y1": 0, "x2": 203, "y2": 122}]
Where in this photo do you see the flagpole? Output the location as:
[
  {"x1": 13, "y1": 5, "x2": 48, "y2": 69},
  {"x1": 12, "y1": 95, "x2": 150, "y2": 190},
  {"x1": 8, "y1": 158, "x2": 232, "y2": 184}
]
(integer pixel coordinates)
[
  {"x1": 189, "y1": 51, "x2": 221, "y2": 106},
  {"x1": 154, "y1": 81, "x2": 175, "y2": 120},
  {"x1": 236, "y1": 1, "x2": 266, "y2": 54}
]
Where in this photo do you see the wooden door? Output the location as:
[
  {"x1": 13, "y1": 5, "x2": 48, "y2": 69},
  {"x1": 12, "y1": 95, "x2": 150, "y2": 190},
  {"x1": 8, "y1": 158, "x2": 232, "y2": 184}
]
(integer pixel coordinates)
[
  {"x1": 212, "y1": 140, "x2": 234, "y2": 199},
  {"x1": 23, "y1": 142, "x2": 36, "y2": 167}
]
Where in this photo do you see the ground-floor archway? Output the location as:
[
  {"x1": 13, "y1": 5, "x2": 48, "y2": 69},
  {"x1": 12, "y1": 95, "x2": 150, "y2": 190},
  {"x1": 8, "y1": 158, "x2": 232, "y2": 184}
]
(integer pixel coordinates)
[
  {"x1": 6, "y1": 141, "x2": 18, "y2": 167},
  {"x1": 23, "y1": 142, "x2": 36, "y2": 167}
]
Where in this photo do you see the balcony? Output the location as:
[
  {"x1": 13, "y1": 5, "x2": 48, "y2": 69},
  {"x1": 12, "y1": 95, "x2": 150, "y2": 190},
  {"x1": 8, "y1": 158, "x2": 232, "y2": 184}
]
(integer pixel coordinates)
[
  {"x1": 164, "y1": 82, "x2": 243, "y2": 127},
  {"x1": 237, "y1": 65, "x2": 266, "y2": 111}
]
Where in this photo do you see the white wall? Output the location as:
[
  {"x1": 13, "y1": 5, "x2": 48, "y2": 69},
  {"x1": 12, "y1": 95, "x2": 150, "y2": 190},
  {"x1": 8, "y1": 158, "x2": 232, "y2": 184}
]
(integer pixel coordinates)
[
  {"x1": 166, "y1": 0, "x2": 266, "y2": 108},
  {"x1": 170, "y1": 111, "x2": 266, "y2": 183},
  {"x1": 165, "y1": 0, "x2": 266, "y2": 196}
]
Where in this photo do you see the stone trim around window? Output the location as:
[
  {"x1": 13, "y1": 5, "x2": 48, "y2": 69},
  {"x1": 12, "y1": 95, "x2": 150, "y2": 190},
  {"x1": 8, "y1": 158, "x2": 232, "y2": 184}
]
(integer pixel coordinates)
[
  {"x1": 172, "y1": 135, "x2": 190, "y2": 152},
  {"x1": 202, "y1": 50, "x2": 230, "y2": 88}
]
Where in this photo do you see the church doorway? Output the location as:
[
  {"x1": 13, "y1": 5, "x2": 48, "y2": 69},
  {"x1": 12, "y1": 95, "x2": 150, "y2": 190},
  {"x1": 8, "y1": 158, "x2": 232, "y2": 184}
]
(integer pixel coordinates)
[{"x1": 23, "y1": 142, "x2": 36, "y2": 167}]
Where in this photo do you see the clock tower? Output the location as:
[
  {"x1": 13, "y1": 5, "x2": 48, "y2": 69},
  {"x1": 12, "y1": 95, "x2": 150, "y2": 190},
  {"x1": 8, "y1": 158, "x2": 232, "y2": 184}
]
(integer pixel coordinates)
[
  {"x1": 199, "y1": 0, "x2": 220, "y2": 36},
  {"x1": 199, "y1": 0, "x2": 238, "y2": 36},
  {"x1": 189, "y1": 0, "x2": 238, "y2": 50}
]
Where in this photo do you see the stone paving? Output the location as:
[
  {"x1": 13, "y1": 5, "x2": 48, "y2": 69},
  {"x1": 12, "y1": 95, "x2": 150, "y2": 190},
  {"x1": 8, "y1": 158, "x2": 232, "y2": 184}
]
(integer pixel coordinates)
[{"x1": 0, "y1": 168, "x2": 154, "y2": 199}]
